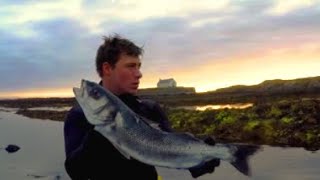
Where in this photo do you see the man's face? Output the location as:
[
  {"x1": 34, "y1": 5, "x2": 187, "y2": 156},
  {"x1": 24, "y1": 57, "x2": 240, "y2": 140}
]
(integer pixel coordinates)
[{"x1": 104, "y1": 54, "x2": 142, "y2": 95}]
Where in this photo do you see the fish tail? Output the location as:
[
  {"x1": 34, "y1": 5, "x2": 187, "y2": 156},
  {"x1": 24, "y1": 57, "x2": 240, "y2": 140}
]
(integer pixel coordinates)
[{"x1": 230, "y1": 144, "x2": 260, "y2": 176}]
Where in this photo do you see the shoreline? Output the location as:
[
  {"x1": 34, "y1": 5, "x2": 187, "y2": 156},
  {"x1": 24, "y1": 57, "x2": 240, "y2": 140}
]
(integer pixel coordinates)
[{"x1": 1, "y1": 103, "x2": 319, "y2": 152}]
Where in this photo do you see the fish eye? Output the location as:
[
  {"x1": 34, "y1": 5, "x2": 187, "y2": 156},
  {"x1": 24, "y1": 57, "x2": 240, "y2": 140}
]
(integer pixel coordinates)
[{"x1": 89, "y1": 88, "x2": 101, "y2": 99}]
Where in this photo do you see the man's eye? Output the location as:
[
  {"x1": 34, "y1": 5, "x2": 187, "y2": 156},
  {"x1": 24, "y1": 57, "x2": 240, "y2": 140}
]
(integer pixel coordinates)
[
  {"x1": 127, "y1": 64, "x2": 136, "y2": 68},
  {"x1": 126, "y1": 63, "x2": 141, "y2": 69}
]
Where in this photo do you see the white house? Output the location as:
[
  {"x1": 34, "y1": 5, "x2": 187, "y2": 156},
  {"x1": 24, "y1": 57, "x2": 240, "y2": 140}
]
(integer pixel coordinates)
[{"x1": 157, "y1": 78, "x2": 177, "y2": 88}]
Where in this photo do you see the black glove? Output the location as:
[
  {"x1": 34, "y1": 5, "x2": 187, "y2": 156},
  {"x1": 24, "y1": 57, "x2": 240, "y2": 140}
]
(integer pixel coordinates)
[
  {"x1": 189, "y1": 136, "x2": 221, "y2": 178},
  {"x1": 189, "y1": 158, "x2": 220, "y2": 178}
]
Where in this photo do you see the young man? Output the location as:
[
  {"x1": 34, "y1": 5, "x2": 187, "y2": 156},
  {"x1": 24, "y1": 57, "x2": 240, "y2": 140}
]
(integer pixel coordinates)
[{"x1": 63, "y1": 34, "x2": 220, "y2": 180}]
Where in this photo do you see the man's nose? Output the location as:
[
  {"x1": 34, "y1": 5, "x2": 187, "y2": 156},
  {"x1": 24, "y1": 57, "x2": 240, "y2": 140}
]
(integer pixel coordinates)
[{"x1": 134, "y1": 69, "x2": 142, "y2": 79}]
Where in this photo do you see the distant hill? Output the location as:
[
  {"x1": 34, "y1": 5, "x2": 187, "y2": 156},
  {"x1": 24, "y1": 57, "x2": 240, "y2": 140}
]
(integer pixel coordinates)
[
  {"x1": 1, "y1": 76, "x2": 319, "y2": 108},
  {"x1": 210, "y1": 76, "x2": 320, "y2": 96},
  {"x1": 140, "y1": 76, "x2": 320, "y2": 106},
  {"x1": 138, "y1": 87, "x2": 195, "y2": 96}
]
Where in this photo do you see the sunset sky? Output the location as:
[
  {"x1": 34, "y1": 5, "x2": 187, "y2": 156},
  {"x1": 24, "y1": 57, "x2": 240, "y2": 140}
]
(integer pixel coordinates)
[{"x1": 1, "y1": 0, "x2": 320, "y2": 98}]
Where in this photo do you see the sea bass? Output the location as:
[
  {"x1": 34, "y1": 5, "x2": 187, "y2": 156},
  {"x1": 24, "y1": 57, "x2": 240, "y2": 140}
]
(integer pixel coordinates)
[{"x1": 73, "y1": 79, "x2": 259, "y2": 176}]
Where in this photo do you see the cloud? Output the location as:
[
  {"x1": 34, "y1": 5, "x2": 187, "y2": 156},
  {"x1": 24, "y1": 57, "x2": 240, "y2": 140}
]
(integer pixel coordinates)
[
  {"x1": 104, "y1": 2, "x2": 320, "y2": 74},
  {"x1": 0, "y1": 0, "x2": 54, "y2": 5},
  {"x1": 0, "y1": 18, "x2": 100, "y2": 91},
  {"x1": 267, "y1": 0, "x2": 319, "y2": 15},
  {"x1": 0, "y1": 0, "x2": 231, "y2": 35},
  {"x1": 0, "y1": 0, "x2": 320, "y2": 96},
  {"x1": 81, "y1": 0, "x2": 230, "y2": 20}
]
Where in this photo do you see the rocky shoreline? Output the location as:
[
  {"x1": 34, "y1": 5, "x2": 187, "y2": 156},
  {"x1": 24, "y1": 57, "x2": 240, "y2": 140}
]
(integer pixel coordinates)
[
  {"x1": 15, "y1": 109, "x2": 68, "y2": 121},
  {"x1": 166, "y1": 99, "x2": 320, "y2": 151}
]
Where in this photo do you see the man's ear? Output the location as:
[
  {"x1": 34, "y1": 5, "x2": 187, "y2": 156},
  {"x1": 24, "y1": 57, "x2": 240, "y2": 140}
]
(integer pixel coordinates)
[{"x1": 102, "y1": 62, "x2": 113, "y2": 76}]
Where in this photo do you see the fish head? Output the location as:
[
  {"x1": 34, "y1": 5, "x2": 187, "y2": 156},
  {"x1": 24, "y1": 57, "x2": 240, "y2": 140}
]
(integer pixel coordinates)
[{"x1": 73, "y1": 79, "x2": 118, "y2": 125}]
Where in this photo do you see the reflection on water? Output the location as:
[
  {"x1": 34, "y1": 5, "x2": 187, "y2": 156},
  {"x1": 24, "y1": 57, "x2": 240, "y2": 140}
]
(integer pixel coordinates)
[
  {"x1": 27, "y1": 106, "x2": 71, "y2": 112},
  {"x1": 0, "y1": 107, "x2": 19, "y2": 112},
  {"x1": 0, "y1": 106, "x2": 71, "y2": 112},
  {"x1": 178, "y1": 103, "x2": 253, "y2": 111}
]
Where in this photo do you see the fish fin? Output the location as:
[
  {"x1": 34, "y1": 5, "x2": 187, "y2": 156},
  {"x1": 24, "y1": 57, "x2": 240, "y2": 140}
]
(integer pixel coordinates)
[
  {"x1": 203, "y1": 136, "x2": 216, "y2": 145},
  {"x1": 113, "y1": 143, "x2": 131, "y2": 160},
  {"x1": 184, "y1": 132, "x2": 196, "y2": 137},
  {"x1": 172, "y1": 132, "x2": 202, "y2": 142},
  {"x1": 230, "y1": 144, "x2": 260, "y2": 176},
  {"x1": 139, "y1": 116, "x2": 163, "y2": 131}
]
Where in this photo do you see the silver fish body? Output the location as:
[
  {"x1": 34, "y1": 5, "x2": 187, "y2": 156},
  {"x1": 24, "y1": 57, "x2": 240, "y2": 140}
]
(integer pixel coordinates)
[{"x1": 73, "y1": 79, "x2": 259, "y2": 176}]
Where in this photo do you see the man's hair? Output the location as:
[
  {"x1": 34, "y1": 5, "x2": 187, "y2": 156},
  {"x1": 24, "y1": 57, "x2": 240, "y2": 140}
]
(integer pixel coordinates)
[{"x1": 95, "y1": 34, "x2": 143, "y2": 77}]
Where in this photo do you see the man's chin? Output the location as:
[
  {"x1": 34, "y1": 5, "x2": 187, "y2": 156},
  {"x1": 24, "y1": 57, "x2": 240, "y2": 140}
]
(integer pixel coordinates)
[{"x1": 128, "y1": 88, "x2": 138, "y2": 95}]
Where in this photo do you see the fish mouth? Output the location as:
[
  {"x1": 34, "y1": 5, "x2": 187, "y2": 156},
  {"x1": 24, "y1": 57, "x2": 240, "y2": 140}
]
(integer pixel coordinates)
[
  {"x1": 81, "y1": 79, "x2": 86, "y2": 88},
  {"x1": 73, "y1": 79, "x2": 87, "y2": 97},
  {"x1": 73, "y1": 87, "x2": 82, "y2": 97}
]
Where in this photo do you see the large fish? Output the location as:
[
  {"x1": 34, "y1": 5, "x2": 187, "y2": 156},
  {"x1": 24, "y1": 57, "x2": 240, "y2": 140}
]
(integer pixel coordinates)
[{"x1": 73, "y1": 79, "x2": 259, "y2": 176}]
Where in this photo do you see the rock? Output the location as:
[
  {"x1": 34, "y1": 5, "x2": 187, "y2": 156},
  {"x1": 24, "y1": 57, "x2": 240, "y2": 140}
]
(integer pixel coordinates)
[
  {"x1": 306, "y1": 117, "x2": 317, "y2": 125},
  {"x1": 5, "y1": 144, "x2": 20, "y2": 153}
]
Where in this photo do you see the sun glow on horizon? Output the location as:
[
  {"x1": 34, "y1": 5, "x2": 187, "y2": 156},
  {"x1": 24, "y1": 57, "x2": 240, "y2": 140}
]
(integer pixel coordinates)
[
  {"x1": 0, "y1": 88, "x2": 74, "y2": 99},
  {"x1": 1, "y1": 44, "x2": 319, "y2": 99}
]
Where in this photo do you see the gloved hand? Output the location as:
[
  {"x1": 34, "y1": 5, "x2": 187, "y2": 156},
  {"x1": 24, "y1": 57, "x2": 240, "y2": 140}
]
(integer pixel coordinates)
[
  {"x1": 189, "y1": 158, "x2": 220, "y2": 178},
  {"x1": 189, "y1": 136, "x2": 221, "y2": 178}
]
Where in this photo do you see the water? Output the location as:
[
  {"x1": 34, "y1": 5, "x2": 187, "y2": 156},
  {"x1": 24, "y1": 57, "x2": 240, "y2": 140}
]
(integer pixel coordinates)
[
  {"x1": 177, "y1": 103, "x2": 253, "y2": 111},
  {"x1": 157, "y1": 147, "x2": 320, "y2": 180},
  {"x1": 0, "y1": 109, "x2": 69, "y2": 180},
  {"x1": 1, "y1": 109, "x2": 319, "y2": 180},
  {"x1": 27, "y1": 106, "x2": 72, "y2": 112}
]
